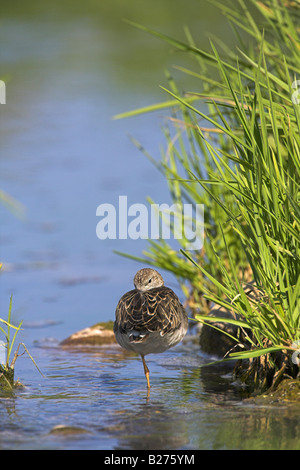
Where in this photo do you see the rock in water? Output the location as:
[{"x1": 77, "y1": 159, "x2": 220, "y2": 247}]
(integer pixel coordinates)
[{"x1": 60, "y1": 321, "x2": 116, "y2": 347}]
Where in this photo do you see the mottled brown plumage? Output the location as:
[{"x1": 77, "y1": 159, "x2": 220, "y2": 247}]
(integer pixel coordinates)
[{"x1": 114, "y1": 268, "x2": 188, "y2": 390}]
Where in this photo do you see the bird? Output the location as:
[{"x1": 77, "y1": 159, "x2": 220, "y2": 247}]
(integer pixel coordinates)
[{"x1": 114, "y1": 268, "x2": 188, "y2": 390}]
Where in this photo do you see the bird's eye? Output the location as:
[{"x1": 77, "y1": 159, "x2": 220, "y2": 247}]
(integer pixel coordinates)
[{"x1": 148, "y1": 278, "x2": 152, "y2": 283}]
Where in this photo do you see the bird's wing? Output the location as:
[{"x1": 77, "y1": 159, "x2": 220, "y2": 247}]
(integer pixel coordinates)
[{"x1": 115, "y1": 287, "x2": 185, "y2": 335}]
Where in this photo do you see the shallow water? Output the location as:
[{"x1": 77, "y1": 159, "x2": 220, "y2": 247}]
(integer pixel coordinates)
[
  {"x1": 1, "y1": 339, "x2": 300, "y2": 450},
  {"x1": 1, "y1": 1, "x2": 300, "y2": 450}
]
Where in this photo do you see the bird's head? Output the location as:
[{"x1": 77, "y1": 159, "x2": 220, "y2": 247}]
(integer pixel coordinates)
[{"x1": 133, "y1": 268, "x2": 164, "y2": 292}]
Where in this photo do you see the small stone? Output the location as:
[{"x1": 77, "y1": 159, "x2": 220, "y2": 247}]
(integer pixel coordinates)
[
  {"x1": 60, "y1": 321, "x2": 116, "y2": 347},
  {"x1": 49, "y1": 424, "x2": 90, "y2": 435},
  {"x1": 199, "y1": 282, "x2": 259, "y2": 357}
]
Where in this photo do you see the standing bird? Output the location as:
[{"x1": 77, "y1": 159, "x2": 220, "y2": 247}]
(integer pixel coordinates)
[{"x1": 114, "y1": 268, "x2": 188, "y2": 390}]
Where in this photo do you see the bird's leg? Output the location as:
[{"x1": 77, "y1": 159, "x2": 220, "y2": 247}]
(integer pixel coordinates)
[{"x1": 141, "y1": 355, "x2": 150, "y2": 389}]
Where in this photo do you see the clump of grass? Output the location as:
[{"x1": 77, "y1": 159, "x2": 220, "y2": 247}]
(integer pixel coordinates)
[
  {"x1": 0, "y1": 171, "x2": 36, "y2": 390},
  {"x1": 0, "y1": 294, "x2": 22, "y2": 389},
  {"x1": 0, "y1": 289, "x2": 42, "y2": 390},
  {"x1": 115, "y1": 0, "x2": 300, "y2": 392}
]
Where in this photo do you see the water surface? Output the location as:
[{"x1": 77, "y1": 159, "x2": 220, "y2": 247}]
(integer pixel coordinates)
[{"x1": 2, "y1": 339, "x2": 300, "y2": 450}]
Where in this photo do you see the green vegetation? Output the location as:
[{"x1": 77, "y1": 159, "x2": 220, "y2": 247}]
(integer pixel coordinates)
[
  {"x1": 0, "y1": 153, "x2": 38, "y2": 391},
  {"x1": 0, "y1": 290, "x2": 23, "y2": 389},
  {"x1": 0, "y1": 174, "x2": 26, "y2": 389},
  {"x1": 0, "y1": 268, "x2": 42, "y2": 390},
  {"x1": 115, "y1": 0, "x2": 300, "y2": 392}
]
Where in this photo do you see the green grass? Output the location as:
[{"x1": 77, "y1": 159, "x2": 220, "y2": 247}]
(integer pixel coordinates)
[
  {"x1": 0, "y1": 294, "x2": 23, "y2": 370},
  {"x1": 0, "y1": 272, "x2": 43, "y2": 389},
  {"x1": 0, "y1": 291, "x2": 22, "y2": 389},
  {"x1": 115, "y1": 0, "x2": 300, "y2": 391},
  {"x1": 0, "y1": 188, "x2": 38, "y2": 389}
]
